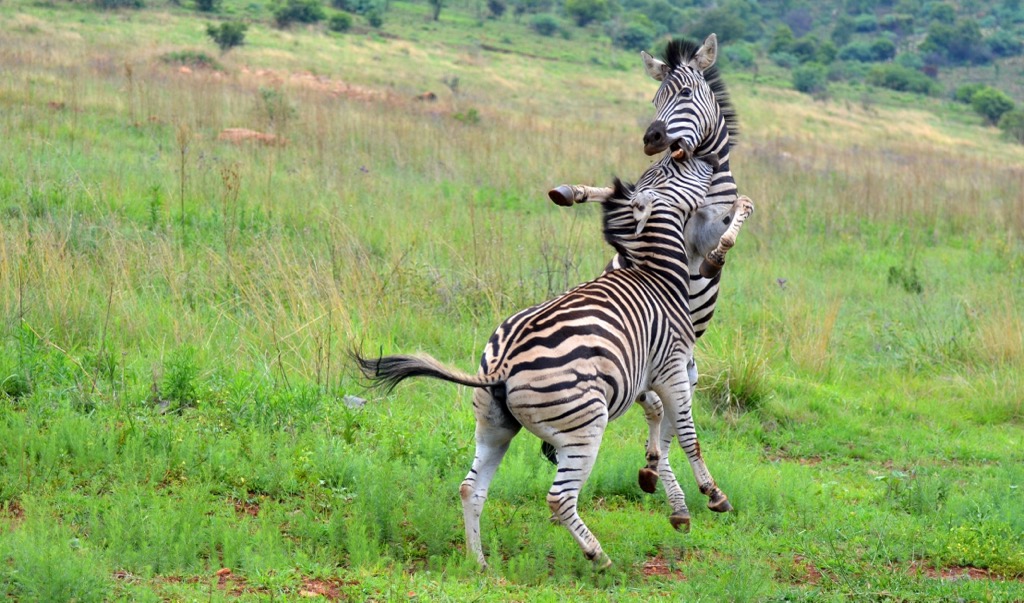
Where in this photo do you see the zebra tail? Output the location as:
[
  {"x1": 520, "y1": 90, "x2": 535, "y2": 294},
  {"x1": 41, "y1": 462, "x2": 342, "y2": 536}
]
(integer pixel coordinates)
[{"x1": 353, "y1": 351, "x2": 503, "y2": 394}]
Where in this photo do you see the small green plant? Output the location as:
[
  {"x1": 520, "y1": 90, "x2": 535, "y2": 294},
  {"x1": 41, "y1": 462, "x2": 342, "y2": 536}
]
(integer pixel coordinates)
[
  {"x1": 273, "y1": 0, "x2": 326, "y2": 27},
  {"x1": 888, "y1": 265, "x2": 923, "y2": 294},
  {"x1": 971, "y1": 86, "x2": 1015, "y2": 125},
  {"x1": 163, "y1": 345, "x2": 200, "y2": 410},
  {"x1": 529, "y1": 13, "x2": 560, "y2": 36},
  {"x1": 998, "y1": 109, "x2": 1024, "y2": 144},
  {"x1": 206, "y1": 21, "x2": 248, "y2": 52},
  {"x1": 194, "y1": 0, "x2": 220, "y2": 11},
  {"x1": 92, "y1": 0, "x2": 143, "y2": 9},
  {"x1": 453, "y1": 107, "x2": 480, "y2": 125},
  {"x1": 792, "y1": 62, "x2": 827, "y2": 95},
  {"x1": 366, "y1": 8, "x2": 383, "y2": 27},
  {"x1": 160, "y1": 50, "x2": 222, "y2": 70},
  {"x1": 328, "y1": 11, "x2": 353, "y2": 31}
]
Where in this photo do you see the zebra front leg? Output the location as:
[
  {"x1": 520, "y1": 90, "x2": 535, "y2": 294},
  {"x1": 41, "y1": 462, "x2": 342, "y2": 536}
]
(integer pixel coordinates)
[
  {"x1": 653, "y1": 401, "x2": 691, "y2": 531},
  {"x1": 461, "y1": 389, "x2": 521, "y2": 568},
  {"x1": 699, "y1": 195, "x2": 755, "y2": 278},
  {"x1": 635, "y1": 391, "x2": 664, "y2": 494},
  {"x1": 544, "y1": 403, "x2": 611, "y2": 568},
  {"x1": 548, "y1": 184, "x2": 614, "y2": 207}
]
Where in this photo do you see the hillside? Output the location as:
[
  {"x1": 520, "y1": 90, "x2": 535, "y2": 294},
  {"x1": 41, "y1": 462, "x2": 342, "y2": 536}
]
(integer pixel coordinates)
[{"x1": 1, "y1": 0, "x2": 1023, "y2": 601}]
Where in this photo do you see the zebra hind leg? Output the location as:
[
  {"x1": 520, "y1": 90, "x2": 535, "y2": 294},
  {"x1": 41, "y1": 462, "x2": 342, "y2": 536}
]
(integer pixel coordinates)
[
  {"x1": 635, "y1": 391, "x2": 664, "y2": 494},
  {"x1": 460, "y1": 388, "x2": 521, "y2": 568},
  {"x1": 544, "y1": 404, "x2": 611, "y2": 568},
  {"x1": 654, "y1": 402, "x2": 691, "y2": 531}
]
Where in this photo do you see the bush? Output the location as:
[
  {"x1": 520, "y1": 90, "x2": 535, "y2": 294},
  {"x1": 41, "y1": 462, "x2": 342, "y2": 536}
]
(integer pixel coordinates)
[
  {"x1": 998, "y1": 109, "x2": 1024, "y2": 143},
  {"x1": 612, "y1": 21, "x2": 655, "y2": 51},
  {"x1": 206, "y1": 21, "x2": 247, "y2": 52},
  {"x1": 328, "y1": 11, "x2": 352, "y2": 31},
  {"x1": 988, "y1": 30, "x2": 1024, "y2": 57},
  {"x1": 487, "y1": 0, "x2": 506, "y2": 18},
  {"x1": 563, "y1": 0, "x2": 610, "y2": 27},
  {"x1": 722, "y1": 42, "x2": 756, "y2": 69},
  {"x1": 160, "y1": 50, "x2": 222, "y2": 70},
  {"x1": 866, "y1": 64, "x2": 938, "y2": 95},
  {"x1": 92, "y1": 0, "x2": 143, "y2": 8},
  {"x1": 194, "y1": 0, "x2": 220, "y2": 11},
  {"x1": 273, "y1": 0, "x2": 325, "y2": 27},
  {"x1": 971, "y1": 87, "x2": 1015, "y2": 124},
  {"x1": 792, "y1": 62, "x2": 828, "y2": 95},
  {"x1": 953, "y1": 82, "x2": 986, "y2": 104},
  {"x1": 838, "y1": 38, "x2": 894, "y2": 62},
  {"x1": 853, "y1": 14, "x2": 878, "y2": 31},
  {"x1": 530, "y1": 13, "x2": 561, "y2": 36},
  {"x1": 366, "y1": 9, "x2": 383, "y2": 26}
]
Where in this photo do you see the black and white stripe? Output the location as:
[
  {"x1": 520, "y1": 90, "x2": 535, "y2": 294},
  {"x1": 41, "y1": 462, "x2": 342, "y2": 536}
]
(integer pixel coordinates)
[{"x1": 356, "y1": 153, "x2": 755, "y2": 567}]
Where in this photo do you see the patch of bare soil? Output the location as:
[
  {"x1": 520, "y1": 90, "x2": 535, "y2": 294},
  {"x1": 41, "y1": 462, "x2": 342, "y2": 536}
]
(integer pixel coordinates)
[
  {"x1": 641, "y1": 555, "x2": 686, "y2": 581},
  {"x1": 217, "y1": 128, "x2": 286, "y2": 146},
  {"x1": 1, "y1": 499, "x2": 24, "y2": 527}
]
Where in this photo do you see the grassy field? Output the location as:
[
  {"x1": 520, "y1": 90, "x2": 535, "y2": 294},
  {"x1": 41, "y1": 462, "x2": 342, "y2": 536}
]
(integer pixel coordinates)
[{"x1": 1, "y1": 0, "x2": 1023, "y2": 600}]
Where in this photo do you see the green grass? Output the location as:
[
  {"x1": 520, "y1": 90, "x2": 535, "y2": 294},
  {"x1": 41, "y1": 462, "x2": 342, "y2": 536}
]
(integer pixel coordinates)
[{"x1": 1, "y1": 0, "x2": 1024, "y2": 600}]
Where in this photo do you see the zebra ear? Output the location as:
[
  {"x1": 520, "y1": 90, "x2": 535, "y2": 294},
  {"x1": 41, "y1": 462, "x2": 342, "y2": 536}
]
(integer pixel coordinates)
[
  {"x1": 631, "y1": 191, "x2": 656, "y2": 236},
  {"x1": 691, "y1": 33, "x2": 718, "y2": 72},
  {"x1": 641, "y1": 51, "x2": 669, "y2": 81}
]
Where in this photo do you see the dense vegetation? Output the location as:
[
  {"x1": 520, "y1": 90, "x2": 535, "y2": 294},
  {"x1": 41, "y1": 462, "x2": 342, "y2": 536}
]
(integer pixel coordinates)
[{"x1": 1, "y1": 0, "x2": 1023, "y2": 600}]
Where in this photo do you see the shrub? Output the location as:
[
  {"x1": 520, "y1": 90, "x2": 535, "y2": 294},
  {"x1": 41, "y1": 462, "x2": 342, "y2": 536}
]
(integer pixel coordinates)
[
  {"x1": 792, "y1": 62, "x2": 828, "y2": 95},
  {"x1": 722, "y1": 42, "x2": 756, "y2": 69},
  {"x1": 530, "y1": 13, "x2": 561, "y2": 36},
  {"x1": 971, "y1": 87, "x2": 1015, "y2": 124},
  {"x1": 988, "y1": 30, "x2": 1024, "y2": 57},
  {"x1": 612, "y1": 21, "x2": 655, "y2": 51},
  {"x1": 273, "y1": 0, "x2": 325, "y2": 27},
  {"x1": 853, "y1": 14, "x2": 878, "y2": 31},
  {"x1": 487, "y1": 0, "x2": 506, "y2": 18},
  {"x1": 328, "y1": 11, "x2": 352, "y2": 31},
  {"x1": 563, "y1": 0, "x2": 610, "y2": 27},
  {"x1": 769, "y1": 51, "x2": 799, "y2": 69},
  {"x1": 866, "y1": 64, "x2": 938, "y2": 95},
  {"x1": 206, "y1": 21, "x2": 247, "y2": 52},
  {"x1": 366, "y1": 9, "x2": 383, "y2": 26},
  {"x1": 160, "y1": 50, "x2": 222, "y2": 70},
  {"x1": 998, "y1": 109, "x2": 1024, "y2": 143},
  {"x1": 953, "y1": 82, "x2": 986, "y2": 104},
  {"x1": 92, "y1": 0, "x2": 143, "y2": 8},
  {"x1": 195, "y1": 0, "x2": 220, "y2": 12}
]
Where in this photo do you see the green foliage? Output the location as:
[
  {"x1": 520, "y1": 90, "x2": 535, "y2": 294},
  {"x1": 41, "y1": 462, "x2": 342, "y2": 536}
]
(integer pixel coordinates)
[
  {"x1": 563, "y1": 0, "x2": 611, "y2": 26},
  {"x1": 610, "y1": 19, "x2": 655, "y2": 51},
  {"x1": 792, "y1": 62, "x2": 828, "y2": 94},
  {"x1": 159, "y1": 50, "x2": 222, "y2": 70},
  {"x1": 838, "y1": 38, "x2": 895, "y2": 62},
  {"x1": 971, "y1": 86, "x2": 1015, "y2": 124},
  {"x1": 928, "y1": 1, "x2": 956, "y2": 24},
  {"x1": 853, "y1": 13, "x2": 878, "y2": 31},
  {"x1": 91, "y1": 0, "x2": 143, "y2": 9},
  {"x1": 921, "y1": 19, "x2": 991, "y2": 64},
  {"x1": 206, "y1": 21, "x2": 248, "y2": 52},
  {"x1": 988, "y1": 29, "x2": 1024, "y2": 57},
  {"x1": 866, "y1": 64, "x2": 939, "y2": 95},
  {"x1": 887, "y1": 264, "x2": 924, "y2": 294},
  {"x1": 529, "y1": 12, "x2": 561, "y2": 36},
  {"x1": 162, "y1": 345, "x2": 200, "y2": 410},
  {"x1": 273, "y1": 0, "x2": 326, "y2": 27},
  {"x1": 487, "y1": 0, "x2": 507, "y2": 18},
  {"x1": 768, "y1": 24, "x2": 796, "y2": 54},
  {"x1": 953, "y1": 82, "x2": 987, "y2": 103},
  {"x1": 998, "y1": 108, "x2": 1024, "y2": 143},
  {"x1": 722, "y1": 42, "x2": 756, "y2": 69},
  {"x1": 879, "y1": 12, "x2": 914, "y2": 33},
  {"x1": 685, "y1": 4, "x2": 751, "y2": 43},
  {"x1": 194, "y1": 0, "x2": 220, "y2": 12},
  {"x1": 831, "y1": 14, "x2": 856, "y2": 45},
  {"x1": 366, "y1": 8, "x2": 383, "y2": 26},
  {"x1": 452, "y1": 107, "x2": 481, "y2": 124},
  {"x1": 328, "y1": 11, "x2": 353, "y2": 31}
]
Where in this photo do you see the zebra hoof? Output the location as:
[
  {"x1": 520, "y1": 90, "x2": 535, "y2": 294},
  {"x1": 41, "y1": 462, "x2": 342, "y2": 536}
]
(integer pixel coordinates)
[
  {"x1": 638, "y1": 467, "x2": 659, "y2": 493},
  {"x1": 698, "y1": 259, "x2": 723, "y2": 279},
  {"x1": 588, "y1": 551, "x2": 613, "y2": 570},
  {"x1": 707, "y1": 491, "x2": 733, "y2": 513},
  {"x1": 548, "y1": 185, "x2": 575, "y2": 207},
  {"x1": 670, "y1": 513, "x2": 691, "y2": 532}
]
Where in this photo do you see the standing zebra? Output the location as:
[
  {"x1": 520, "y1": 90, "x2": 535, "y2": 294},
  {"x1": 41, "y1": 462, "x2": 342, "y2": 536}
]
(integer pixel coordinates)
[
  {"x1": 357, "y1": 148, "x2": 753, "y2": 567},
  {"x1": 547, "y1": 34, "x2": 749, "y2": 530}
]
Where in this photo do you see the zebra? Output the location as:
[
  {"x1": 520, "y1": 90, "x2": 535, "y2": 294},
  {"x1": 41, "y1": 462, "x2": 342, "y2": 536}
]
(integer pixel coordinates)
[
  {"x1": 356, "y1": 147, "x2": 755, "y2": 569},
  {"x1": 545, "y1": 33, "x2": 749, "y2": 530}
]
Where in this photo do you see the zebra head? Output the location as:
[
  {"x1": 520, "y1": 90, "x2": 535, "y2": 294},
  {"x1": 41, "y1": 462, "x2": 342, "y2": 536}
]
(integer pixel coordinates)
[{"x1": 640, "y1": 34, "x2": 734, "y2": 159}]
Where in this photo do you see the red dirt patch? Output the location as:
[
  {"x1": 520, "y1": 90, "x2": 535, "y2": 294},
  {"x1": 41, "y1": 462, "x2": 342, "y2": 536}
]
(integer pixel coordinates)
[
  {"x1": 1, "y1": 499, "x2": 24, "y2": 526},
  {"x1": 231, "y1": 496, "x2": 261, "y2": 518},
  {"x1": 907, "y1": 561, "x2": 1024, "y2": 582},
  {"x1": 298, "y1": 577, "x2": 355, "y2": 600},
  {"x1": 782, "y1": 554, "x2": 824, "y2": 585},
  {"x1": 641, "y1": 556, "x2": 686, "y2": 581}
]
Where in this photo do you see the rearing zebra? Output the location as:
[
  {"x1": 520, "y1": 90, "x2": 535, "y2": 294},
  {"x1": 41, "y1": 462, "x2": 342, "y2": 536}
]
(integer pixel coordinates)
[
  {"x1": 547, "y1": 34, "x2": 749, "y2": 529},
  {"x1": 357, "y1": 149, "x2": 752, "y2": 567}
]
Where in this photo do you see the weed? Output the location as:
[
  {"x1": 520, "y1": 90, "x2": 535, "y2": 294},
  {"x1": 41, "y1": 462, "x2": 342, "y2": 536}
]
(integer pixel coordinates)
[
  {"x1": 887, "y1": 264, "x2": 923, "y2": 294},
  {"x1": 163, "y1": 345, "x2": 200, "y2": 410}
]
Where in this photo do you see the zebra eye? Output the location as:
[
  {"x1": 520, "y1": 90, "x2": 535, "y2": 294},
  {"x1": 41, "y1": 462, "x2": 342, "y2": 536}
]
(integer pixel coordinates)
[{"x1": 680, "y1": 87, "x2": 693, "y2": 99}]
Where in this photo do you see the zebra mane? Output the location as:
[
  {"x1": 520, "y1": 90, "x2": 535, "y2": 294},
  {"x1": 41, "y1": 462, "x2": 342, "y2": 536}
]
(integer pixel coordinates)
[
  {"x1": 662, "y1": 38, "x2": 739, "y2": 143},
  {"x1": 601, "y1": 178, "x2": 640, "y2": 266}
]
